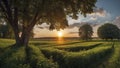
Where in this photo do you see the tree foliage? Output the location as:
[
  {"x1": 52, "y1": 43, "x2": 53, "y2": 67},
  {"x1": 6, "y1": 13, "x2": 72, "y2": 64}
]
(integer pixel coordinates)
[
  {"x1": 0, "y1": 0, "x2": 97, "y2": 46},
  {"x1": 97, "y1": 23, "x2": 120, "y2": 40},
  {"x1": 79, "y1": 24, "x2": 93, "y2": 40}
]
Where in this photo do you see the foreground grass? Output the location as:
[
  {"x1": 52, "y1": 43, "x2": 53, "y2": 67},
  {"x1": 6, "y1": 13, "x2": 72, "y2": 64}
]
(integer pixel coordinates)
[
  {"x1": 0, "y1": 46, "x2": 30, "y2": 68},
  {"x1": 99, "y1": 42, "x2": 120, "y2": 68},
  {"x1": 41, "y1": 45, "x2": 113, "y2": 68},
  {"x1": 27, "y1": 45, "x2": 58, "y2": 68},
  {"x1": 0, "y1": 39, "x2": 120, "y2": 68}
]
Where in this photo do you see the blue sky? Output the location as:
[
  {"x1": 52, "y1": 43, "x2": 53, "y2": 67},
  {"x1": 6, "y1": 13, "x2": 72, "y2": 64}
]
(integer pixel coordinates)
[
  {"x1": 34, "y1": 0, "x2": 120, "y2": 37},
  {"x1": 96, "y1": 0, "x2": 120, "y2": 20},
  {"x1": 68, "y1": 0, "x2": 120, "y2": 24}
]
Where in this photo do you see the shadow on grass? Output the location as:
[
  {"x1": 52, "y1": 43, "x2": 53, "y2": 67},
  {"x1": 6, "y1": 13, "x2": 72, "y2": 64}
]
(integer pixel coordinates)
[
  {"x1": 0, "y1": 45, "x2": 22, "y2": 67},
  {"x1": 89, "y1": 46, "x2": 115, "y2": 68},
  {"x1": 58, "y1": 41, "x2": 84, "y2": 45},
  {"x1": 30, "y1": 42, "x2": 50, "y2": 46}
]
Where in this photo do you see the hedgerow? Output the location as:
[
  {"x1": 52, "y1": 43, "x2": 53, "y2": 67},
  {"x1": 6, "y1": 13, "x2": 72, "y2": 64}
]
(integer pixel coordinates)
[
  {"x1": 41, "y1": 46, "x2": 113, "y2": 68},
  {"x1": 55, "y1": 43, "x2": 102, "y2": 52},
  {"x1": 27, "y1": 45, "x2": 59, "y2": 68}
]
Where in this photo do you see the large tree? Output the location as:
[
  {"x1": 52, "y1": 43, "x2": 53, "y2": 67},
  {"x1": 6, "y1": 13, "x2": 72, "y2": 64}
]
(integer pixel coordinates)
[
  {"x1": 79, "y1": 24, "x2": 93, "y2": 40},
  {"x1": 97, "y1": 23, "x2": 120, "y2": 40},
  {"x1": 0, "y1": 0, "x2": 97, "y2": 46}
]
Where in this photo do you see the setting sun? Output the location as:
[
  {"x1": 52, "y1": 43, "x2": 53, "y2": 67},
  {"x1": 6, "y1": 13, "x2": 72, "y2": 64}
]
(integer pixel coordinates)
[{"x1": 57, "y1": 31, "x2": 63, "y2": 37}]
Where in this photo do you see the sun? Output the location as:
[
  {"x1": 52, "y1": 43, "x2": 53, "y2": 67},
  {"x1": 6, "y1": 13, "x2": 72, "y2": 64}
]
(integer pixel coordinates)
[{"x1": 57, "y1": 31, "x2": 63, "y2": 37}]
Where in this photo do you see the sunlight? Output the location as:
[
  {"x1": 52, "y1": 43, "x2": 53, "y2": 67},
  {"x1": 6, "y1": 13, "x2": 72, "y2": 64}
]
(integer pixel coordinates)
[{"x1": 57, "y1": 31, "x2": 63, "y2": 37}]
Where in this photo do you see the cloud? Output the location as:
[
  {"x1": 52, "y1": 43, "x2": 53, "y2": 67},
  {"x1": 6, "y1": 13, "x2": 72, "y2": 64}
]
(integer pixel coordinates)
[
  {"x1": 88, "y1": 8, "x2": 107, "y2": 17},
  {"x1": 90, "y1": 17, "x2": 97, "y2": 20},
  {"x1": 87, "y1": 8, "x2": 111, "y2": 21},
  {"x1": 91, "y1": 8, "x2": 106, "y2": 17},
  {"x1": 38, "y1": 26, "x2": 44, "y2": 29},
  {"x1": 68, "y1": 32, "x2": 79, "y2": 34},
  {"x1": 35, "y1": 8, "x2": 111, "y2": 30},
  {"x1": 68, "y1": 22, "x2": 85, "y2": 28},
  {"x1": 35, "y1": 24, "x2": 49, "y2": 29},
  {"x1": 67, "y1": 7, "x2": 111, "y2": 26},
  {"x1": 68, "y1": 21, "x2": 100, "y2": 29},
  {"x1": 113, "y1": 16, "x2": 120, "y2": 28}
]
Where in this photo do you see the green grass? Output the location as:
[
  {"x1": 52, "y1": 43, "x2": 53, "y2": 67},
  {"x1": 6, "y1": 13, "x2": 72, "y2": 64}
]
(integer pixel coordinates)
[
  {"x1": 27, "y1": 45, "x2": 59, "y2": 68},
  {"x1": 0, "y1": 39, "x2": 15, "y2": 48},
  {"x1": 0, "y1": 39, "x2": 120, "y2": 68},
  {"x1": 0, "y1": 46, "x2": 30, "y2": 68},
  {"x1": 98, "y1": 42, "x2": 120, "y2": 68},
  {"x1": 55, "y1": 42, "x2": 103, "y2": 52}
]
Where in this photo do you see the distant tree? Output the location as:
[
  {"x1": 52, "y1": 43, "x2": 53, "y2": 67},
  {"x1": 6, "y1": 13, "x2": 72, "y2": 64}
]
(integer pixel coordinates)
[
  {"x1": 97, "y1": 23, "x2": 120, "y2": 40},
  {"x1": 0, "y1": 0, "x2": 97, "y2": 46},
  {"x1": 0, "y1": 24, "x2": 14, "y2": 38},
  {"x1": 0, "y1": 24, "x2": 8, "y2": 38},
  {"x1": 79, "y1": 24, "x2": 93, "y2": 40}
]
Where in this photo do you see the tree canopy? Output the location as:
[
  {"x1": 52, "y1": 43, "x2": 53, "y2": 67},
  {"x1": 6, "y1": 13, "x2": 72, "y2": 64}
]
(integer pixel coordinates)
[
  {"x1": 79, "y1": 24, "x2": 93, "y2": 40},
  {"x1": 0, "y1": 0, "x2": 97, "y2": 46},
  {"x1": 97, "y1": 23, "x2": 120, "y2": 40}
]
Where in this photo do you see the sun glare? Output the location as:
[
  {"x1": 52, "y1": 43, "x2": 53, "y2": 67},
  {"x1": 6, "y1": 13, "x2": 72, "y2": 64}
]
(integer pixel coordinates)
[{"x1": 58, "y1": 31, "x2": 63, "y2": 37}]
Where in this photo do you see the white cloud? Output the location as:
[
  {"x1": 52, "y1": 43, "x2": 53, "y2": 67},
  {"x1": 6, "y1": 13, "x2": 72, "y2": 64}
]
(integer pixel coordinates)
[
  {"x1": 89, "y1": 8, "x2": 106, "y2": 17},
  {"x1": 113, "y1": 16, "x2": 120, "y2": 28}
]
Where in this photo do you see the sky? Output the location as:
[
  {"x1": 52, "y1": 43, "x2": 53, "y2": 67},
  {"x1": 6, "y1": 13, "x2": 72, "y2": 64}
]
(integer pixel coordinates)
[{"x1": 34, "y1": 0, "x2": 120, "y2": 38}]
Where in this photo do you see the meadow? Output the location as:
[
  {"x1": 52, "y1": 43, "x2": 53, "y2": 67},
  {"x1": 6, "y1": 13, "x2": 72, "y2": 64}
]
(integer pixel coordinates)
[{"x1": 0, "y1": 38, "x2": 120, "y2": 68}]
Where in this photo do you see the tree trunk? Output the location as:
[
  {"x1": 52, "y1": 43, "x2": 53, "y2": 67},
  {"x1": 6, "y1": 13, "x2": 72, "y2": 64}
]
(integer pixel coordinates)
[
  {"x1": 21, "y1": 33, "x2": 30, "y2": 47},
  {"x1": 20, "y1": 28, "x2": 31, "y2": 47},
  {"x1": 12, "y1": 27, "x2": 21, "y2": 46}
]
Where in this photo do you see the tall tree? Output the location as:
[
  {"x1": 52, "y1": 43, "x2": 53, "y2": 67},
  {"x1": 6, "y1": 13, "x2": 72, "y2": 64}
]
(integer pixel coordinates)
[
  {"x1": 79, "y1": 24, "x2": 93, "y2": 40},
  {"x1": 0, "y1": 0, "x2": 97, "y2": 46},
  {"x1": 97, "y1": 23, "x2": 120, "y2": 40}
]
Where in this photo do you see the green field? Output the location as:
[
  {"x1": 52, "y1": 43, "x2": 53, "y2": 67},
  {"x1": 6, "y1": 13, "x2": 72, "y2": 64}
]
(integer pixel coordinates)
[{"x1": 0, "y1": 39, "x2": 120, "y2": 68}]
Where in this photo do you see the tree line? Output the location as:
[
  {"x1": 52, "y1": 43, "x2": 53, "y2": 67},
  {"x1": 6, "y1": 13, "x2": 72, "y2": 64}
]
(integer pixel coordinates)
[{"x1": 79, "y1": 23, "x2": 120, "y2": 40}]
